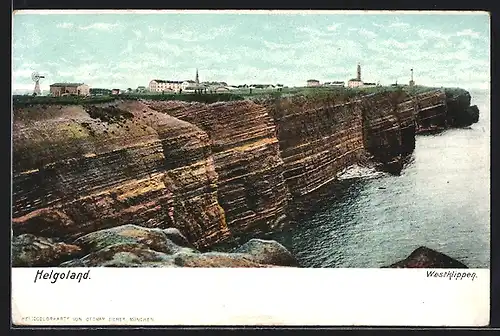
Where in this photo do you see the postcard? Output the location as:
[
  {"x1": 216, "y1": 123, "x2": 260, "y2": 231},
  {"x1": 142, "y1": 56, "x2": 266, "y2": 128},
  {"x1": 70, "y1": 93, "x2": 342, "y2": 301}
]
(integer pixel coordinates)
[{"x1": 11, "y1": 9, "x2": 490, "y2": 326}]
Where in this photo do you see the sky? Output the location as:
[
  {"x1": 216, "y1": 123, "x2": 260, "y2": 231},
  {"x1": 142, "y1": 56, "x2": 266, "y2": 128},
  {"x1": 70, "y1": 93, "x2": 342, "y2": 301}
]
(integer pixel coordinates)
[{"x1": 12, "y1": 10, "x2": 490, "y2": 93}]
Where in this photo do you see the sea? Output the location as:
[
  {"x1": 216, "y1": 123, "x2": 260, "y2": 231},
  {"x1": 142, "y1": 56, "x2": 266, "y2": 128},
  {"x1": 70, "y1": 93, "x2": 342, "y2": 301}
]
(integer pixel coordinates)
[{"x1": 268, "y1": 88, "x2": 490, "y2": 268}]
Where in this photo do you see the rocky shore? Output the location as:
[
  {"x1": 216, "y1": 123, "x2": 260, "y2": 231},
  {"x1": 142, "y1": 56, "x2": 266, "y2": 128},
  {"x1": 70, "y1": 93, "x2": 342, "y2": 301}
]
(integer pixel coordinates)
[
  {"x1": 11, "y1": 87, "x2": 479, "y2": 267},
  {"x1": 12, "y1": 224, "x2": 298, "y2": 267}
]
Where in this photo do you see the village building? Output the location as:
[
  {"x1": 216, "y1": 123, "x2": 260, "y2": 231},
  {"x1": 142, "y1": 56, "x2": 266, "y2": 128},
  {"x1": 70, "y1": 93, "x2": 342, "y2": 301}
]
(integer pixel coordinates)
[
  {"x1": 214, "y1": 87, "x2": 230, "y2": 93},
  {"x1": 149, "y1": 69, "x2": 204, "y2": 93},
  {"x1": 306, "y1": 79, "x2": 320, "y2": 87},
  {"x1": 90, "y1": 88, "x2": 111, "y2": 96},
  {"x1": 347, "y1": 63, "x2": 364, "y2": 88},
  {"x1": 111, "y1": 89, "x2": 120, "y2": 95},
  {"x1": 148, "y1": 80, "x2": 184, "y2": 93},
  {"x1": 323, "y1": 81, "x2": 345, "y2": 87},
  {"x1": 49, "y1": 83, "x2": 90, "y2": 97}
]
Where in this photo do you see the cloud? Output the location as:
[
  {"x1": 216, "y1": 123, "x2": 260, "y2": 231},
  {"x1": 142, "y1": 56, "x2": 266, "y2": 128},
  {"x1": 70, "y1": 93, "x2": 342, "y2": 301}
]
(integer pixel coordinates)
[
  {"x1": 418, "y1": 29, "x2": 450, "y2": 40},
  {"x1": 296, "y1": 26, "x2": 333, "y2": 39},
  {"x1": 379, "y1": 39, "x2": 426, "y2": 50},
  {"x1": 133, "y1": 30, "x2": 143, "y2": 39},
  {"x1": 79, "y1": 23, "x2": 120, "y2": 31},
  {"x1": 357, "y1": 28, "x2": 377, "y2": 38},
  {"x1": 348, "y1": 28, "x2": 377, "y2": 38},
  {"x1": 11, "y1": 14, "x2": 489, "y2": 91},
  {"x1": 56, "y1": 22, "x2": 74, "y2": 29},
  {"x1": 326, "y1": 23, "x2": 342, "y2": 31},
  {"x1": 388, "y1": 22, "x2": 410, "y2": 28},
  {"x1": 13, "y1": 69, "x2": 35, "y2": 79},
  {"x1": 372, "y1": 21, "x2": 409, "y2": 29},
  {"x1": 456, "y1": 29, "x2": 482, "y2": 39},
  {"x1": 144, "y1": 41, "x2": 183, "y2": 56},
  {"x1": 155, "y1": 25, "x2": 235, "y2": 42}
]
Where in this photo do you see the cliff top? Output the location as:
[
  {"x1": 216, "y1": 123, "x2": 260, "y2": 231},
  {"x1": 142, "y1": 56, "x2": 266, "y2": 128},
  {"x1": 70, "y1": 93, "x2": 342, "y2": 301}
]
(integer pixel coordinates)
[{"x1": 12, "y1": 85, "x2": 454, "y2": 109}]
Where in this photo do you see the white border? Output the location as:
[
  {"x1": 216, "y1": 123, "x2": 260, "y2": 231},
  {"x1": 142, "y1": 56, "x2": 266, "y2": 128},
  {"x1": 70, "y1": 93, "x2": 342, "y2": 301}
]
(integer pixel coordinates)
[{"x1": 12, "y1": 268, "x2": 490, "y2": 326}]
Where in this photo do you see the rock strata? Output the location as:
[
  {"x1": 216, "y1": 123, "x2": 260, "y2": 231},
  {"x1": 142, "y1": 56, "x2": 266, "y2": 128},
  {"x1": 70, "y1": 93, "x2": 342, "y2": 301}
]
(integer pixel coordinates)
[
  {"x1": 12, "y1": 101, "x2": 230, "y2": 249},
  {"x1": 12, "y1": 88, "x2": 480, "y2": 261},
  {"x1": 145, "y1": 100, "x2": 290, "y2": 238},
  {"x1": 387, "y1": 246, "x2": 468, "y2": 268},
  {"x1": 412, "y1": 88, "x2": 480, "y2": 133},
  {"x1": 267, "y1": 95, "x2": 366, "y2": 216}
]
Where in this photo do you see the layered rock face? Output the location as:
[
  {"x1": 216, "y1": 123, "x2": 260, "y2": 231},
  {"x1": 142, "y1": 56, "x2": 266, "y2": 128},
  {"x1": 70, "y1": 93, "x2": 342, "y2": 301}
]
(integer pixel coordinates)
[
  {"x1": 413, "y1": 89, "x2": 448, "y2": 133},
  {"x1": 145, "y1": 100, "x2": 289, "y2": 239},
  {"x1": 412, "y1": 88, "x2": 480, "y2": 133},
  {"x1": 266, "y1": 96, "x2": 366, "y2": 217},
  {"x1": 12, "y1": 88, "x2": 480, "y2": 266},
  {"x1": 361, "y1": 90, "x2": 422, "y2": 174},
  {"x1": 12, "y1": 101, "x2": 229, "y2": 249}
]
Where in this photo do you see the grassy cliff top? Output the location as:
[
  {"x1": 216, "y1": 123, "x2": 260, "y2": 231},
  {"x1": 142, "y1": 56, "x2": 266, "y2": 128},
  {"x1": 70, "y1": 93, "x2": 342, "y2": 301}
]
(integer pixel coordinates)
[{"x1": 12, "y1": 85, "x2": 454, "y2": 108}]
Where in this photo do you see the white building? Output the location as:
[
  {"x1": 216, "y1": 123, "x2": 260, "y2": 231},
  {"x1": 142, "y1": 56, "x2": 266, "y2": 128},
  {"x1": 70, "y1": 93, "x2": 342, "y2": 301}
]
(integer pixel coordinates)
[
  {"x1": 306, "y1": 79, "x2": 320, "y2": 87},
  {"x1": 149, "y1": 79, "x2": 193, "y2": 93},
  {"x1": 347, "y1": 63, "x2": 364, "y2": 88}
]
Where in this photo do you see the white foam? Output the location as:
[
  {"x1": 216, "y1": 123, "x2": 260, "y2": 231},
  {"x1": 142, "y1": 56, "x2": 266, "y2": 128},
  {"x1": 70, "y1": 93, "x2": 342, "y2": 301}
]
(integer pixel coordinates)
[{"x1": 337, "y1": 164, "x2": 385, "y2": 180}]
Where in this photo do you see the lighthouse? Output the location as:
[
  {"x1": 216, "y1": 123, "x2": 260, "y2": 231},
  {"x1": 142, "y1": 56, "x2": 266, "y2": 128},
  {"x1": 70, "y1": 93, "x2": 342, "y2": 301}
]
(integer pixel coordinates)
[{"x1": 409, "y1": 68, "x2": 415, "y2": 87}]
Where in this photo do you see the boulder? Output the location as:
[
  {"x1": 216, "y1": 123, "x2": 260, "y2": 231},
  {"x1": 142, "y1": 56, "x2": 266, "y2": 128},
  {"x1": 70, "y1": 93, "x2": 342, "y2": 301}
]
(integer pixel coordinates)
[
  {"x1": 171, "y1": 251, "x2": 276, "y2": 268},
  {"x1": 233, "y1": 238, "x2": 299, "y2": 267},
  {"x1": 59, "y1": 242, "x2": 178, "y2": 267},
  {"x1": 162, "y1": 227, "x2": 195, "y2": 249},
  {"x1": 465, "y1": 105, "x2": 480, "y2": 125},
  {"x1": 73, "y1": 224, "x2": 197, "y2": 255},
  {"x1": 12, "y1": 234, "x2": 83, "y2": 267},
  {"x1": 387, "y1": 246, "x2": 468, "y2": 268},
  {"x1": 56, "y1": 225, "x2": 298, "y2": 268}
]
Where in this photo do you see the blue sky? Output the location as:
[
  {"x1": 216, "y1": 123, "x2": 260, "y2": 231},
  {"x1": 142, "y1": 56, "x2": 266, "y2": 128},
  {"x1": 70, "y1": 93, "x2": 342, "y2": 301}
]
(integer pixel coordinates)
[{"x1": 12, "y1": 10, "x2": 490, "y2": 92}]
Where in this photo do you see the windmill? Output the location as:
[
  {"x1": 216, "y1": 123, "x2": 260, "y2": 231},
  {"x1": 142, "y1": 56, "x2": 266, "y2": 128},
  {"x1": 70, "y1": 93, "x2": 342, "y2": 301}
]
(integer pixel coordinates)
[{"x1": 32, "y1": 71, "x2": 45, "y2": 96}]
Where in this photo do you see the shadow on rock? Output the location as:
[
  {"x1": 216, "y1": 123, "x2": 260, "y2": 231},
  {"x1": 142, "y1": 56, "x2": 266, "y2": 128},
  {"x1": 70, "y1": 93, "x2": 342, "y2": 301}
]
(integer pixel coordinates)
[{"x1": 385, "y1": 246, "x2": 468, "y2": 268}]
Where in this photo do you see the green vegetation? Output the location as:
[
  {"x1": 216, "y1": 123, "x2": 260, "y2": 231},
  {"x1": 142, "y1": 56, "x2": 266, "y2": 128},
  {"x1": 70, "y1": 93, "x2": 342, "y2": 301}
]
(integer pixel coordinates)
[
  {"x1": 12, "y1": 92, "x2": 246, "y2": 107},
  {"x1": 12, "y1": 85, "x2": 446, "y2": 108},
  {"x1": 122, "y1": 92, "x2": 246, "y2": 103},
  {"x1": 12, "y1": 95, "x2": 117, "y2": 108}
]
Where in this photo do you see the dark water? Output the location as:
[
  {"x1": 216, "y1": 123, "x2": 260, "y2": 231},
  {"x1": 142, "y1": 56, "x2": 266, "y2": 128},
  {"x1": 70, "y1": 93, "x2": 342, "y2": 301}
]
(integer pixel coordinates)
[{"x1": 269, "y1": 89, "x2": 490, "y2": 268}]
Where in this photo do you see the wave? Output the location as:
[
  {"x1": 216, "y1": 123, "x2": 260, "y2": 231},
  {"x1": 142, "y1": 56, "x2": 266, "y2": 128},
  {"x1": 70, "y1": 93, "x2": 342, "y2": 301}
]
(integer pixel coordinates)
[{"x1": 336, "y1": 164, "x2": 385, "y2": 181}]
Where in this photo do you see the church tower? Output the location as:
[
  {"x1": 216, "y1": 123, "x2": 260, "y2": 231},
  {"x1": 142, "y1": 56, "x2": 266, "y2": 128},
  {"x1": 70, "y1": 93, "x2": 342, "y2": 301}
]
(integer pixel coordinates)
[
  {"x1": 195, "y1": 68, "x2": 199, "y2": 85},
  {"x1": 357, "y1": 63, "x2": 361, "y2": 81}
]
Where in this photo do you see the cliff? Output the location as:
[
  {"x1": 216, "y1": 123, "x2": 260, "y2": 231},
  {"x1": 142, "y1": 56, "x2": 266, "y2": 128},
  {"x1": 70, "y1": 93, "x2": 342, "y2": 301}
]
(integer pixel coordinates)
[
  {"x1": 145, "y1": 100, "x2": 289, "y2": 241},
  {"x1": 11, "y1": 87, "x2": 480, "y2": 266},
  {"x1": 411, "y1": 88, "x2": 480, "y2": 133},
  {"x1": 12, "y1": 101, "x2": 230, "y2": 249},
  {"x1": 266, "y1": 95, "x2": 366, "y2": 217}
]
